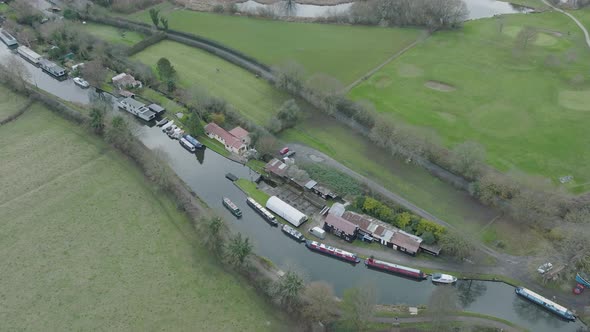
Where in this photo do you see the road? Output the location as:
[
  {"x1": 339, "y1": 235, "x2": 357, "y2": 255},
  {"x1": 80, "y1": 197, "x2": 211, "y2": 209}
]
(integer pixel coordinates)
[{"x1": 542, "y1": 0, "x2": 590, "y2": 49}]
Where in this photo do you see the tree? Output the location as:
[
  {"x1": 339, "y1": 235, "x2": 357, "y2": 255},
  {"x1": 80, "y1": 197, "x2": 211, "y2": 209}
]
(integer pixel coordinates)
[
  {"x1": 156, "y1": 57, "x2": 176, "y2": 81},
  {"x1": 210, "y1": 113, "x2": 225, "y2": 125},
  {"x1": 515, "y1": 26, "x2": 538, "y2": 52},
  {"x1": 428, "y1": 286, "x2": 459, "y2": 331},
  {"x1": 89, "y1": 107, "x2": 105, "y2": 135},
  {"x1": 225, "y1": 232, "x2": 253, "y2": 269},
  {"x1": 450, "y1": 141, "x2": 486, "y2": 179},
  {"x1": 81, "y1": 60, "x2": 107, "y2": 89},
  {"x1": 300, "y1": 281, "x2": 338, "y2": 325},
  {"x1": 439, "y1": 231, "x2": 473, "y2": 260},
  {"x1": 281, "y1": 0, "x2": 297, "y2": 16},
  {"x1": 160, "y1": 16, "x2": 169, "y2": 31},
  {"x1": 200, "y1": 216, "x2": 227, "y2": 256},
  {"x1": 421, "y1": 231, "x2": 436, "y2": 245},
  {"x1": 272, "y1": 270, "x2": 305, "y2": 311},
  {"x1": 185, "y1": 112, "x2": 204, "y2": 137},
  {"x1": 340, "y1": 284, "x2": 376, "y2": 331},
  {"x1": 149, "y1": 8, "x2": 160, "y2": 28},
  {"x1": 395, "y1": 212, "x2": 412, "y2": 229},
  {"x1": 3, "y1": 57, "x2": 31, "y2": 93},
  {"x1": 273, "y1": 61, "x2": 306, "y2": 93},
  {"x1": 254, "y1": 135, "x2": 279, "y2": 157},
  {"x1": 145, "y1": 148, "x2": 174, "y2": 192},
  {"x1": 276, "y1": 99, "x2": 301, "y2": 129}
]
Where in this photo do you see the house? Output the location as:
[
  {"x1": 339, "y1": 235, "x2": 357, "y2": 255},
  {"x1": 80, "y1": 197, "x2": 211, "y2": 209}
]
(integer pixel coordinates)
[
  {"x1": 229, "y1": 126, "x2": 251, "y2": 146},
  {"x1": 204, "y1": 122, "x2": 248, "y2": 154},
  {"x1": 118, "y1": 97, "x2": 156, "y2": 121},
  {"x1": 264, "y1": 158, "x2": 289, "y2": 179},
  {"x1": 112, "y1": 73, "x2": 142, "y2": 89},
  {"x1": 324, "y1": 213, "x2": 359, "y2": 242}
]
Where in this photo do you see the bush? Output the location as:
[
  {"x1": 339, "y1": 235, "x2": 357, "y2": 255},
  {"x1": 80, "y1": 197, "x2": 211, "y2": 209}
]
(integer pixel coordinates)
[
  {"x1": 301, "y1": 163, "x2": 363, "y2": 197},
  {"x1": 213, "y1": 4, "x2": 224, "y2": 13}
]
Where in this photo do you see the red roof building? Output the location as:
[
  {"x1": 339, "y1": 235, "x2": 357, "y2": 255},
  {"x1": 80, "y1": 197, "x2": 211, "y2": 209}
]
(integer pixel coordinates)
[
  {"x1": 324, "y1": 213, "x2": 359, "y2": 242},
  {"x1": 204, "y1": 123, "x2": 249, "y2": 154}
]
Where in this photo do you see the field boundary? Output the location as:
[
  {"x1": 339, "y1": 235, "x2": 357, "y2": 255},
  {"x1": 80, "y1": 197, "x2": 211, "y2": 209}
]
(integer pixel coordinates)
[{"x1": 0, "y1": 99, "x2": 33, "y2": 126}]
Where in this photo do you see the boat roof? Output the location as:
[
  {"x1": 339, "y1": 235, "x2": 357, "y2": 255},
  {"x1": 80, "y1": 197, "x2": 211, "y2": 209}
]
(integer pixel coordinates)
[
  {"x1": 519, "y1": 288, "x2": 570, "y2": 313},
  {"x1": 373, "y1": 259, "x2": 421, "y2": 274}
]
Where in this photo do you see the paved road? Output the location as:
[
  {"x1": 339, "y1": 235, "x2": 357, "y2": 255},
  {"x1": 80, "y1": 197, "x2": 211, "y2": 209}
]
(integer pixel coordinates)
[
  {"x1": 373, "y1": 315, "x2": 522, "y2": 332},
  {"x1": 542, "y1": 0, "x2": 590, "y2": 49}
]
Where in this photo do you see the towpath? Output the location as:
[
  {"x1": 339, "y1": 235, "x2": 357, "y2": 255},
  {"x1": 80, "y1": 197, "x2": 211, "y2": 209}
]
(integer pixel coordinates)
[
  {"x1": 372, "y1": 315, "x2": 522, "y2": 332},
  {"x1": 542, "y1": 0, "x2": 590, "y2": 49}
]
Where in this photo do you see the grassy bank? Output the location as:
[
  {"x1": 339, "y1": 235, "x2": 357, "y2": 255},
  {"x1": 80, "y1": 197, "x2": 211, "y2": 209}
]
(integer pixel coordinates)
[
  {"x1": 79, "y1": 22, "x2": 144, "y2": 45},
  {"x1": 235, "y1": 179, "x2": 270, "y2": 204},
  {"x1": 0, "y1": 85, "x2": 29, "y2": 120},
  {"x1": 132, "y1": 40, "x2": 290, "y2": 125},
  {"x1": 128, "y1": 2, "x2": 422, "y2": 84},
  {"x1": 0, "y1": 104, "x2": 288, "y2": 330},
  {"x1": 350, "y1": 12, "x2": 590, "y2": 193}
]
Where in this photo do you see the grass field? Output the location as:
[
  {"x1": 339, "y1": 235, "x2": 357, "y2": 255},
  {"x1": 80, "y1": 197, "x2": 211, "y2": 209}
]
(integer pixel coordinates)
[
  {"x1": 0, "y1": 3, "x2": 9, "y2": 13},
  {"x1": 128, "y1": 3, "x2": 422, "y2": 84},
  {"x1": 79, "y1": 22, "x2": 144, "y2": 45},
  {"x1": 349, "y1": 12, "x2": 590, "y2": 193},
  {"x1": 133, "y1": 40, "x2": 292, "y2": 124},
  {"x1": 235, "y1": 179, "x2": 270, "y2": 205},
  {"x1": 0, "y1": 104, "x2": 287, "y2": 330},
  {"x1": 0, "y1": 86, "x2": 29, "y2": 120}
]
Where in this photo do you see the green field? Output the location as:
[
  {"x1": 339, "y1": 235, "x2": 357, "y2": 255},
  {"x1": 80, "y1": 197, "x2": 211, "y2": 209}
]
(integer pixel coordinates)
[
  {"x1": 128, "y1": 3, "x2": 422, "y2": 84},
  {"x1": 133, "y1": 40, "x2": 291, "y2": 124},
  {"x1": 349, "y1": 12, "x2": 590, "y2": 192},
  {"x1": 0, "y1": 86, "x2": 29, "y2": 120},
  {"x1": 79, "y1": 22, "x2": 144, "y2": 45},
  {"x1": 0, "y1": 104, "x2": 287, "y2": 330},
  {"x1": 0, "y1": 3, "x2": 9, "y2": 13},
  {"x1": 235, "y1": 179, "x2": 270, "y2": 205}
]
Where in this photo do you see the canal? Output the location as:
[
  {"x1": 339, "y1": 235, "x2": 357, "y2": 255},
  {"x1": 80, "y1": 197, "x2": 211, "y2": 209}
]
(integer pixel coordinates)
[{"x1": 0, "y1": 43, "x2": 584, "y2": 332}]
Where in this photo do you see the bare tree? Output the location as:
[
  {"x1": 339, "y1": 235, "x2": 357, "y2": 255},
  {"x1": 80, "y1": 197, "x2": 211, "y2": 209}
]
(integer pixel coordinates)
[
  {"x1": 301, "y1": 281, "x2": 338, "y2": 325},
  {"x1": 450, "y1": 141, "x2": 486, "y2": 179},
  {"x1": 81, "y1": 60, "x2": 107, "y2": 89},
  {"x1": 144, "y1": 147, "x2": 174, "y2": 192},
  {"x1": 340, "y1": 283, "x2": 376, "y2": 331},
  {"x1": 515, "y1": 26, "x2": 538, "y2": 52},
  {"x1": 3, "y1": 57, "x2": 31, "y2": 93},
  {"x1": 428, "y1": 286, "x2": 459, "y2": 331}
]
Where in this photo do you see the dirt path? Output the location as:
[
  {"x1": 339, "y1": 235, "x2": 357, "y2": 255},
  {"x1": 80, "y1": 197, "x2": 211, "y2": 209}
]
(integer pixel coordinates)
[
  {"x1": 542, "y1": 0, "x2": 590, "y2": 49},
  {"x1": 344, "y1": 30, "x2": 431, "y2": 92},
  {"x1": 373, "y1": 315, "x2": 522, "y2": 332}
]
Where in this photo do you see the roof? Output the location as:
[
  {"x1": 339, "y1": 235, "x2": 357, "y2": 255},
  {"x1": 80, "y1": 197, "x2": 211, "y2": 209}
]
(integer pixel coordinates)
[
  {"x1": 419, "y1": 243, "x2": 442, "y2": 255},
  {"x1": 304, "y1": 180, "x2": 317, "y2": 190},
  {"x1": 204, "y1": 122, "x2": 244, "y2": 149},
  {"x1": 313, "y1": 184, "x2": 335, "y2": 197},
  {"x1": 148, "y1": 103, "x2": 165, "y2": 112},
  {"x1": 228, "y1": 126, "x2": 249, "y2": 140},
  {"x1": 264, "y1": 158, "x2": 289, "y2": 177},
  {"x1": 266, "y1": 196, "x2": 307, "y2": 227},
  {"x1": 390, "y1": 231, "x2": 422, "y2": 254},
  {"x1": 121, "y1": 97, "x2": 145, "y2": 108},
  {"x1": 118, "y1": 90, "x2": 135, "y2": 98},
  {"x1": 328, "y1": 203, "x2": 346, "y2": 217},
  {"x1": 112, "y1": 73, "x2": 139, "y2": 85},
  {"x1": 324, "y1": 213, "x2": 358, "y2": 235},
  {"x1": 342, "y1": 211, "x2": 374, "y2": 232}
]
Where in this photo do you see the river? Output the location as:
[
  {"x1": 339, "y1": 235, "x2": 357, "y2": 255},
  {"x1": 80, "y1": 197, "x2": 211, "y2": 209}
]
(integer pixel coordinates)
[
  {"x1": 237, "y1": 0, "x2": 533, "y2": 20},
  {"x1": 0, "y1": 44, "x2": 584, "y2": 332}
]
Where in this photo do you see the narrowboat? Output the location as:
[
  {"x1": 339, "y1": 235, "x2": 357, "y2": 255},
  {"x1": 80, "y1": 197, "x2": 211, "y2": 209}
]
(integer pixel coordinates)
[
  {"x1": 222, "y1": 197, "x2": 242, "y2": 218},
  {"x1": 305, "y1": 240, "x2": 361, "y2": 264},
  {"x1": 179, "y1": 138, "x2": 196, "y2": 152},
  {"x1": 515, "y1": 287, "x2": 576, "y2": 321},
  {"x1": 247, "y1": 197, "x2": 278, "y2": 226},
  {"x1": 282, "y1": 224, "x2": 305, "y2": 242},
  {"x1": 576, "y1": 273, "x2": 590, "y2": 288},
  {"x1": 365, "y1": 257, "x2": 427, "y2": 280},
  {"x1": 431, "y1": 273, "x2": 457, "y2": 284},
  {"x1": 183, "y1": 134, "x2": 204, "y2": 149},
  {"x1": 156, "y1": 118, "x2": 170, "y2": 127},
  {"x1": 225, "y1": 173, "x2": 238, "y2": 182}
]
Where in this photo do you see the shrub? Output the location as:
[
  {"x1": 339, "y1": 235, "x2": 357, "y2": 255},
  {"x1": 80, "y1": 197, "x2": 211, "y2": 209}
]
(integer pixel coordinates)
[{"x1": 301, "y1": 163, "x2": 363, "y2": 197}]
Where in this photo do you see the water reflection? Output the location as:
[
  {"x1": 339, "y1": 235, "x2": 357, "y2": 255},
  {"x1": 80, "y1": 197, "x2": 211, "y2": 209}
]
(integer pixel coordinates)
[{"x1": 457, "y1": 280, "x2": 487, "y2": 307}]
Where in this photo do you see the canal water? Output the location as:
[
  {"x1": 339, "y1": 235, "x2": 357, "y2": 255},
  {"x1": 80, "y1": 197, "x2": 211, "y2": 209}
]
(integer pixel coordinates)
[
  {"x1": 237, "y1": 0, "x2": 533, "y2": 20},
  {"x1": 1, "y1": 44, "x2": 584, "y2": 332}
]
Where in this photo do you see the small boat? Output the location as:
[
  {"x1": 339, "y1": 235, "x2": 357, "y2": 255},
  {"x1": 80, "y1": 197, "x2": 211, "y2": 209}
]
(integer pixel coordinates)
[
  {"x1": 305, "y1": 240, "x2": 361, "y2": 264},
  {"x1": 573, "y1": 283, "x2": 585, "y2": 295},
  {"x1": 156, "y1": 117, "x2": 169, "y2": 127},
  {"x1": 73, "y1": 77, "x2": 90, "y2": 88},
  {"x1": 431, "y1": 273, "x2": 457, "y2": 284},
  {"x1": 365, "y1": 257, "x2": 427, "y2": 280},
  {"x1": 576, "y1": 272, "x2": 590, "y2": 288},
  {"x1": 222, "y1": 197, "x2": 242, "y2": 218},
  {"x1": 282, "y1": 224, "x2": 305, "y2": 242},
  {"x1": 183, "y1": 134, "x2": 204, "y2": 149},
  {"x1": 247, "y1": 197, "x2": 278, "y2": 226},
  {"x1": 225, "y1": 173, "x2": 238, "y2": 182},
  {"x1": 515, "y1": 287, "x2": 576, "y2": 321}
]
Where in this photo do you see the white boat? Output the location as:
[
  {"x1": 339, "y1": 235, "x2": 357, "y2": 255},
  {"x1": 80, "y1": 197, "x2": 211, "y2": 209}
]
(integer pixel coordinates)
[
  {"x1": 73, "y1": 77, "x2": 90, "y2": 88},
  {"x1": 431, "y1": 273, "x2": 457, "y2": 284}
]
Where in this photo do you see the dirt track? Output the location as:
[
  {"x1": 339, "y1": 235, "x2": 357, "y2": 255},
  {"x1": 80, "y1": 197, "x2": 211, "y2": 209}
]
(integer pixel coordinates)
[{"x1": 176, "y1": 0, "x2": 354, "y2": 11}]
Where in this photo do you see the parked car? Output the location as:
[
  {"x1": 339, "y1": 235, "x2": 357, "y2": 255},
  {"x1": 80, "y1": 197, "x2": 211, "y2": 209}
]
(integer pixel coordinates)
[
  {"x1": 284, "y1": 150, "x2": 296, "y2": 158},
  {"x1": 279, "y1": 147, "x2": 289, "y2": 155},
  {"x1": 73, "y1": 77, "x2": 89, "y2": 88},
  {"x1": 537, "y1": 262, "x2": 553, "y2": 274}
]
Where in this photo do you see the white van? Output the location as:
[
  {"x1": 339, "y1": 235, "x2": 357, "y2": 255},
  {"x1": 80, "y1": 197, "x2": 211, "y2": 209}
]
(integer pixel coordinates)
[
  {"x1": 309, "y1": 226, "x2": 326, "y2": 240},
  {"x1": 180, "y1": 138, "x2": 196, "y2": 152}
]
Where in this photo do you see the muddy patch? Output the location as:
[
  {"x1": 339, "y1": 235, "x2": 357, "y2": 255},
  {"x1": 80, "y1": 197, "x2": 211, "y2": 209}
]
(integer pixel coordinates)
[
  {"x1": 425, "y1": 80, "x2": 456, "y2": 92},
  {"x1": 397, "y1": 64, "x2": 423, "y2": 78}
]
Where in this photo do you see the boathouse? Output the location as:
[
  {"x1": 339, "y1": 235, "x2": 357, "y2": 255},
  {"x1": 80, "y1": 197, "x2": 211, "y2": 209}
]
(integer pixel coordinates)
[
  {"x1": 204, "y1": 123, "x2": 249, "y2": 155},
  {"x1": 324, "y1": 213, "x2": 358, "y2": 242}
]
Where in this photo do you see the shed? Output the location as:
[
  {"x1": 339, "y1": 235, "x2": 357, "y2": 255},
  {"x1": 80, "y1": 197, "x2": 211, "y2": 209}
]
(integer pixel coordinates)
[
  {"x1": 118, "y1": 90, "x2": 135, "y2": 98},
  {"x1": 324, "y1": 213, "x2": 358, "y2": 242},
  {"x1": 148, "y1": 103, "x2": 165, "y2": 114},
  {"x1": 264, "y1": 158, "x2": 289, "y2": 178},
  {"x1": 266, "y1": 196, "x2": 308, "y2": 227},
  {"x1": 390, "y1": 231, "x2": 422, "y2": 256},
  {"x1": 328, "y1": 203, "x2": 346, "y2": 217},
  {"x1": 304, "y1": 180, "x2": 317, "y2": 190},
  {"x1": 419, "y1": 243, "x2": 442, "y2": 256}
]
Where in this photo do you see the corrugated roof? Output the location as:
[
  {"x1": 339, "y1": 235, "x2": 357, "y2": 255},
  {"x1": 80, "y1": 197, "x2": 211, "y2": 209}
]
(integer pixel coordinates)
[
  {"x1": 390, "y1": 231, "x2": 421, "y2": 254},
  {"x1": 328, "y1": 203, "x2": 346, "y2": 217},
  {"x1": 264, "y1": 158, "x2": 289, "y2": 177},
  {"x1": 325, "y1": 213, "x2": 358, "y2": 235}
]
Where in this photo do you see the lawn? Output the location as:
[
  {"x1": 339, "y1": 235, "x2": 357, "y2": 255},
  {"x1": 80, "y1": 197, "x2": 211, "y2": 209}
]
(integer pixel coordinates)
[
  {"x1": 79, "y1": 22, "x2": 144, "y2": 45},
  {"x1": 0, "y1": 3, "x2": 9, "y2": 14},
  {"x1": 0, "y1": 104, "x2": 288, "y2": 331},
  {"x1": 235, "y1": 178, "x2": 270, "y2": 205},
  {"x1": 349, "y1": 12, "x2": 590, "y2": 193},
  {"x1": 133, "y1": 40, "x2": 291, "y2": 125},
  {"x1": 128, "y1": 2, "x2": 422, "y2": 84},
  {"x1": 0, "y1": 85, "x2": 29, "y2": 120}
]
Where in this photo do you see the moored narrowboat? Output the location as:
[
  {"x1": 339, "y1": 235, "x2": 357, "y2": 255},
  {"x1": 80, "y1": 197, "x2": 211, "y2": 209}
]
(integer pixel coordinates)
[
  {"x1": 223, "y1": 197, "x2": 242, "y2": 218},
  {"x1": 365, "y1": 257, "x2": 426, "y2": 280},
  {"x1": 247, "y1": 197, "x2": 278, "y2": 226},
  {"x1": 515, "y1": 287, "x2": 576, "y2": 321},
  {"x1": 282, "y1": 224, "x2": 305, "y2": 242},
  {"x1": 305, "y1": 240, "x2": 360, "y2": 264}
]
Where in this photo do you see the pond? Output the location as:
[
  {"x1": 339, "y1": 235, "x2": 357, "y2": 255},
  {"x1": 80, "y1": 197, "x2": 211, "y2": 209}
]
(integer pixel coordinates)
[{"x1": 236, "y1": 0, "x2": 533, "y2": 20}]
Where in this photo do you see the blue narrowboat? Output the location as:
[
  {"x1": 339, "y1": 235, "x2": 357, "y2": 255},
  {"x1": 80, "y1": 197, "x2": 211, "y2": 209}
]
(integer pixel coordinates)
[
  {"x1": 183, "y1": 135, "x2": 204, "y2": 149},
  {"x1": 515, "y1": 287, "x2": 575, "y2": 321}
]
